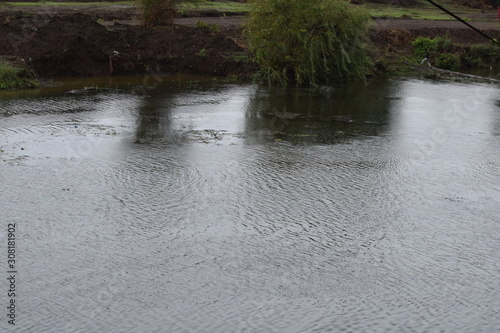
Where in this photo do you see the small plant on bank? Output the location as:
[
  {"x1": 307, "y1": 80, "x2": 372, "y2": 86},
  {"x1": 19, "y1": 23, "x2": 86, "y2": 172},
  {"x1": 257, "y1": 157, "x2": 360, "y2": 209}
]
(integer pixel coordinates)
[
  {"x1": 209, "y1": 23, "x2": 219, "y2": 33},
  {"x1": 197, "y1": 48, "x2": 208, "y2": 59},
  {"x1": 245, "y1": 0, "x2": 373, "y2": 86},
  {"x1": 195, "y1": 20, "x2": 208, "y2": 29}
]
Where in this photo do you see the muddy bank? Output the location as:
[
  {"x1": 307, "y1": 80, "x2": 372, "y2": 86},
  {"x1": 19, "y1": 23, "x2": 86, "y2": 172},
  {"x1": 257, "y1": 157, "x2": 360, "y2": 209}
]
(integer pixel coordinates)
[
  {"x1": 2, "y1": 5, "x2": 500, "y2": 81},
  {"x1": 0, "y1": 12, "x2": 255, "y2": 79}
]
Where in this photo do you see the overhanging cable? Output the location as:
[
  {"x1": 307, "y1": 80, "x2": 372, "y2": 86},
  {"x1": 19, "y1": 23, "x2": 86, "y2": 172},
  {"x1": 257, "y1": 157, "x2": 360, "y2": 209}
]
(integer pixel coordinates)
[{"x1": 424, "y1": 0, "x2": 500, "y2": 47}]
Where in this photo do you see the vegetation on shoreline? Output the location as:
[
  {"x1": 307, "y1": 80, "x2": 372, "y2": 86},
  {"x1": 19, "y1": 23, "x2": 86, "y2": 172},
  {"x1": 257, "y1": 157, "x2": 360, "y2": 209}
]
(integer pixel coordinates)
[
  {"x1": 1, "y1": 0, "x2": 500, "y2": 88},
  {"x1": 363, "y1": 0, "x2": 480, "y2": 20},
  {"x1": 246, "y1": 0, "x2": 373, "y2": 86},
  {"x1": 376, "y1": 33, "x2": 500, "y2": 78},
  {"x1": 0, "y1": 61, "x2": 40, "y2": 90},
  {"x1": 413, "y1": 36, "x2": 500, "y2": 70}
]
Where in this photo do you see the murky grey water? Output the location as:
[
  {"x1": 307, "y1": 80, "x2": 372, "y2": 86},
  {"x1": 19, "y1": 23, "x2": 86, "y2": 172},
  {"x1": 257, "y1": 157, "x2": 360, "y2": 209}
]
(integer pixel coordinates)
[{"x1": 1, "y1": 77, "x2": 499, "y2": 332}]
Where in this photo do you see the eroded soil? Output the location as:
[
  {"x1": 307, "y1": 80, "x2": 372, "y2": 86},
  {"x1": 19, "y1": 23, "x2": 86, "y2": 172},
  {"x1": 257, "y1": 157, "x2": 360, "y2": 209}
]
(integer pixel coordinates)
[{"x1": 1, "y1": 2, "x2": 500, "y2": 78}]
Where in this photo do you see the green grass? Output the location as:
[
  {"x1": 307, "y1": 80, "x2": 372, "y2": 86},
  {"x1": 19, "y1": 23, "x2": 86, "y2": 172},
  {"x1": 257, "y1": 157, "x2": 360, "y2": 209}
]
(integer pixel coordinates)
[
  {"x1": 178, "y1": 1, "x2": 250, "y2": 13},
  {"x1": 5, "y1": 1, "x2": 133, "y2": 6},
  {"x1": 363, "y1": 1, "x2": 485, "y2": 21},
  {"x1": 4, "y1": 0, "x2": 485, "y2": 19},
  {"x1": 226, "y1": 51, "x2": 249, "y2": 62},
  {"x1": 0, "y1": 61, "x2": 40, "y2": 90}
]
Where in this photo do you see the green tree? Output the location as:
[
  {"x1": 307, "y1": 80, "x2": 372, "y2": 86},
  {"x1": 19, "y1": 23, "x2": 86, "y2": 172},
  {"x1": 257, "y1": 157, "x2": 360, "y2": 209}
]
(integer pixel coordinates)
[{"x1": 245, "y1": 0, "x2": 373, "y2": 86}]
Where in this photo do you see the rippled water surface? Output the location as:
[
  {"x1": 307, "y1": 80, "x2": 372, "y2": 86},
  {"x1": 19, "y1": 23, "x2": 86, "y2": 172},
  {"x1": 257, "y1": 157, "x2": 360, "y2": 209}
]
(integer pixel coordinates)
[{"x1": 1, "y1": 77, "x2": 499, "y2": 332}]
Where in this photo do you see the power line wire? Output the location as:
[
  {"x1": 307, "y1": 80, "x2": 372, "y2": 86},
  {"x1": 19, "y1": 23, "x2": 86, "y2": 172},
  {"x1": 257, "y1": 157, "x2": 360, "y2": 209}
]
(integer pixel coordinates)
[{"x1": 424, "y1": 0, "x2": 500, "y2": 47}]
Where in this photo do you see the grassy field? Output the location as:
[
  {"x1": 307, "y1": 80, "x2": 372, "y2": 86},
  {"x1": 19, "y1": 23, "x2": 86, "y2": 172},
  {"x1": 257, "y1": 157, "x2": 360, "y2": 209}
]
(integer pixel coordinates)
[
  {"x1": 180, "y1": 0, "x2": 482, "y2": 18},
  {"x1": 363, "y1": 0, "x2": 483, "y2": 20},
  {"x1": 2, "y1": 1, "x2": 132, "y2": 6},
  {"x1": 178, "y1": 1, "x2": 250, "y2": 13},
  {"x1": 0, "y1": 0, "x2": 492, "y2": 19}
]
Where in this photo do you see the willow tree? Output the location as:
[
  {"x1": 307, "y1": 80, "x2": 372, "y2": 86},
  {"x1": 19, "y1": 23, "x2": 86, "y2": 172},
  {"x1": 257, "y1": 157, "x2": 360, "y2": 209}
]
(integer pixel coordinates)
[{"x1": 245, "y1": 0, "x2": 373, "y2": 86}]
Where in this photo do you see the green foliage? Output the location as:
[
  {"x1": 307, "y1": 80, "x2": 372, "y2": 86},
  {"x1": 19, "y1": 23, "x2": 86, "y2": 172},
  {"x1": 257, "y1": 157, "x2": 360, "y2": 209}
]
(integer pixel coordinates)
[
  {"x1": 209, "y1": 23, "x2": 219, "y2": 33},
  {"x1": 195, "y1": 20, "x2": 219, "y2": 32},
  {"x1": 195, "y1": 20, "x2": 208, "y2": 28},
  {"x1": 178, "y1": 1, "x2": 250, "y2": 13},
  {"x1": 434, "y1": 53, "x2": 460, "y2": 71},
  {"x1": 412, "y1": 36, "x2": 437, "y2": 58},
  {"x1": 245, "y1": 0, "x2": 373, "y2": 86},
  {"x1": 0, "y1": 61, "x2": 40, "y2": 90},
  {"x1": 469, "y1": 44, "x2": 498, "y2": 60},
  {"x1": 411, "y1": 35, "x2": 500, "y2": 70},
  {"x1": 461, "y1": 43, "x2": 500, "y2": 68},
  {"x1": 197, "y1": 48, "x2": 208, "y2": 59},
  {"x1": 434, "y1": 36, "x2": 453, "y2": 52},
  {"x1": 226, "y1": 51, "x2": 249, "y2": 62}
]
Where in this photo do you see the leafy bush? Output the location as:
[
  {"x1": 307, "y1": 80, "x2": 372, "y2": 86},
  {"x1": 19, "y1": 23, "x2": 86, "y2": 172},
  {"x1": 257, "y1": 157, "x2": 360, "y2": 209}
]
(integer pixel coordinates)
[
  {"x1": 245, "y1": 0, "x2": 373, "y2": 86},
  {"x1": 0, "y1": 61, "x2": 40, "y2": 90},
  {"x1": 434, "y1": 53, "x2": 460, "y2": 70},
  {"x1": 434, "y1": 36, "x2": 454, "y2": 52},
  {"x1": 412, "y1": 36, "x2": 437, "y2": 58},
  {"x1": 461, "y1": 43, "x2": 500, "y2": 68},
  {"x1": 412, "y1": 35, "x2": 500, "y2": 70}
]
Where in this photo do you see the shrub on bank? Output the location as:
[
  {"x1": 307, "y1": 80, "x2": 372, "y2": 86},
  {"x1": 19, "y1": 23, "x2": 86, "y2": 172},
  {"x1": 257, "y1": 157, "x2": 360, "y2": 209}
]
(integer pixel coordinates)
[
  {"x1": 435, "y1": 53, "x2": 460, "y2": 71},
  {"x1": 0, "y1": 61, "x2": 40, "y2": 90},
  {"x1": 412, "y1": 36, "x2": 437, "y2": 58},
  {"x1": 412, "y1": 36, "x2": 500, "y2": 70},
  {"x1": 245, "y1": 0, "x2": 373, "y2": 86},
  {"x1": 461, "y1": 43, "x2": 500, "y2": 68}
]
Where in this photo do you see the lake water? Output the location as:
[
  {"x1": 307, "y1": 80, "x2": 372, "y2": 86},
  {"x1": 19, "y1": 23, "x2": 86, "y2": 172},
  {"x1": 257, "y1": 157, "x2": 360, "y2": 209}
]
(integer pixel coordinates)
[{"x1": 1, "y1": 76, "x2": 499, "y2": 332}]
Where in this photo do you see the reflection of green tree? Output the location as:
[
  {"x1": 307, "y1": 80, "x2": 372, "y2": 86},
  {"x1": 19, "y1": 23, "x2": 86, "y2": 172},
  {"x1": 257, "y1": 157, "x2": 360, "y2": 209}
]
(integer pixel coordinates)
[
  {"x1": 135, "y1": 98, "x2": 173, "y2": 144},
  {"x1": 245, "y1": 82, "x2": 394, "y2": 144}
]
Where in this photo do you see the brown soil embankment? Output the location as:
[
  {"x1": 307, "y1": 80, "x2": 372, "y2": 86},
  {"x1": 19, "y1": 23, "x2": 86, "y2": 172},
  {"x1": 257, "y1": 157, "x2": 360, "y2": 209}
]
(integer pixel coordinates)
[
  {"x1": 0, "y1": 11, "x2": 255, "y2": 78},
  {"x1": 1, "y1": 3, "x2": 500, "y2": 79}
]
